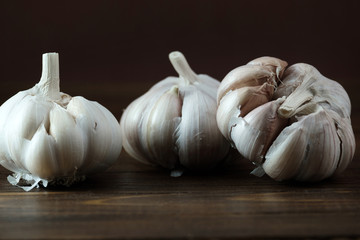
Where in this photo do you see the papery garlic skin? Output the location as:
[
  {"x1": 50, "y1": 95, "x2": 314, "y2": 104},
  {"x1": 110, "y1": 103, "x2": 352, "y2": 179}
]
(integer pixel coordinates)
[
  {"x1": 276, "y1": 63, "x2": 351, "y2": 119},
  {"x1": 264, "y1": 108, "x2": 342, "y2": 181},
  {"x1": 230, "y1": 97, "x2": 288, "y2": 164},
  {"x1": 216, "y1": 57, "x2": 287, "y2": 142},
  {"x1": 0, "y1": 53, "x2": 122, "y2": 190},
  {"x1": 217, "y1": 57, "x2": 355, "y2": 181},
  {"x1": 120, "y1": 51, "x2": 229, "y2": 173}
]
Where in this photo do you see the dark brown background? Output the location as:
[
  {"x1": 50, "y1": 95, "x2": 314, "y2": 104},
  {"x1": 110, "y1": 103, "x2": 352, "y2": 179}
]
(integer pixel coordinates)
[
  {"x1": 1, "y1": 0, "x2": 359, "y2": 117},
  {"x1": 1, "y1": 1, "x2": 360, "y2": 239}
]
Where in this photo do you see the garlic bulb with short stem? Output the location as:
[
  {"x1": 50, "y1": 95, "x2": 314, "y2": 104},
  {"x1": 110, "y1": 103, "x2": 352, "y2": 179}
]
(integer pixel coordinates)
[
  {"x1": 120, "y1": 51, "x2": 230, "y2": 175},
  {"x1": 0, "y1": 53, "x2": 122, "y2": 191},
  {"x1": 217, "y1": 57, "x2": 355, "y2": 181}
]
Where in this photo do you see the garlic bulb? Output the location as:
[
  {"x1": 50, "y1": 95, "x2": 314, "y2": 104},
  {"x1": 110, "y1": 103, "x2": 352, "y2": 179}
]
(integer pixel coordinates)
[
  {"x1": 120, "y1": 51, "x2": 229, "y2": 174},
  {"x1": 217, "y1": 57, "x2": 355, "y2": 181},
  {"x1": 0, "y1": 53, "x2": 122, "y2": 191}
]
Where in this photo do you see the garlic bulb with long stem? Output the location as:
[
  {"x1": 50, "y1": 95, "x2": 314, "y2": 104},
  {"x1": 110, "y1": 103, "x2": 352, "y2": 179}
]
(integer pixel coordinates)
[
  {"x1": 0, "y1": 53, "x2": 122, "y2": 191},
  {"x1": 217, "y1": 57, "x2": 355, "y2": 181},
  {"x1": 120, "y1": 51, "x2": 230, "y2": 174}
]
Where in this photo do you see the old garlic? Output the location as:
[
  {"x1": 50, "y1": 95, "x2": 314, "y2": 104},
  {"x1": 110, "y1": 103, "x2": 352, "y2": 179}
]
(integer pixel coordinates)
[
  {"x1": 217, "y1": 57, "x2": 355, "y2": 181},
  {"x1": 0, "y1": 53, "x2": 122, "y2": 191},
  {"x1": 120, "y1": 51, "x2": 229, "y2": 175}
]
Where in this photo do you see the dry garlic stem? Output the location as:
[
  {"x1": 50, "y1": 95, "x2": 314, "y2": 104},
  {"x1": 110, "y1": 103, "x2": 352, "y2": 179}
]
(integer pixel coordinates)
[
  {"x1": 120, "y1": 51, "x2": 229, "y2": 174},
  {"x1": 38, "y1": 53, "x2": 61, "y2": 99},
  {"x1": 0, "y1": 53, "x2": 122, "y2": 191},
  {"x1": 217, "y1": 57, "x2": 355, "y2": 181}
]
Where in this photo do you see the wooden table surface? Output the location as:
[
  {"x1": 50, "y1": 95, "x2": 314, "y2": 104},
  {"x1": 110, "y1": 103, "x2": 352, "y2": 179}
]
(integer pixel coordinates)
[{"x1": 0, "y1": 81, "x2": 359, "y2": 240}]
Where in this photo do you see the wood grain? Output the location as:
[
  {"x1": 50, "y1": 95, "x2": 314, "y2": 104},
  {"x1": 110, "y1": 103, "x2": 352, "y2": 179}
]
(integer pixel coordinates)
[{"x1": 0, "y1": 81, "x2": 359, "y2": 240}]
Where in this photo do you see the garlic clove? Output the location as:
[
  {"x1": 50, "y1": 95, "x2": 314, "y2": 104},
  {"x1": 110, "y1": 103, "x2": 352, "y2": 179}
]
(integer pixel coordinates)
[
  {"x1": 216, "y1": 57, "x2": 288, "y2": 145},
  {"x1": 175, "y1": 85, "x2": 229, "y2": 170},
  {"x1": 216, "y1": 84, "x2": 274, "y2": 141},
  {"x1": 119, "y1": 76, "x2": 181, "y2": 167},
  {"x1": 119, "y1": 88, "x2": 172, "y2": 166},
  {"x1": 217, "y1": 65, "x2": 276, "y2": 105},
  {"x1": 261, "y1": 120, "x2": 306, "y2": 181},
  {"x1": 120, "y1": 95, "x2": 153, "y2": 165},
  {"x1": 143, "y1": 86, "x2": 182, "y2": 169},
  {"x1": 331, "y1": 114, "x2": 356, "y2": 174},
  {"x1": 48, "y1": 104, "x2": 85, "y2": 176},
  {"x1": 66, "y1": 96, "x2": 122, "y2": 174},
  {"x1": 171, "y1": 52, "x2": 230, "y2": 170},
  {"x1": 263, "y1": 108, "x2": 341, "y2": 181},
  {"x1": 216, "y1": 89, "x2": 243, "y2": 141},
  {"x1": 235, "y1": 83, "x2": 275, "y2": 117},
  {"x1": 231, "y1": 97, "x2": 288, "y2": 165},
  {"x1": 2, "y1": 95, "x2": 53, "y2": 170},
  {"x1": 217, "y1": 56, "x2": 288, "y2": 105},
  {"x1": 23, "y1": 124, "x2": 57, "y2": 179},
  {"x1": 4, "y1": 95, "x2": 52, "y2": 142},
  {"x1": 294, "y1": 110, "x2": 341, "y2": 181}
]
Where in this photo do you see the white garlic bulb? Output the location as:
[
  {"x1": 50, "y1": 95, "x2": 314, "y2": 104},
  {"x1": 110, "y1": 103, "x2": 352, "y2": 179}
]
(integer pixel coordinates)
[
  {"x1": 217, "y1": 57, "x2": 355, "y2": 181},
  {"x1": 120, "y1": 51, "x2": 229, "y2": 175},
  {"x1": 0, "y1": 53, "x2": 122, "y2": 191}
]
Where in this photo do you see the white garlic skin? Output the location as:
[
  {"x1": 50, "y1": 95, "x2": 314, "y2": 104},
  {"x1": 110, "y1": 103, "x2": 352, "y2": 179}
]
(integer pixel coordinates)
[
  {"x1": 217, "y1": 57, "x2": 355, "y2": 182},
  {"x1": 120, "y1": 51, "x2": 229, "y2": 171},
  {"x1": 270, "y1": 63, "x2": 355, "y2": 181},
  {"x1": 264, "y1": 108, "x2": 342, "y2": 181},
  {"x1": 230, "y1": 97, "x2": 288, "y2": 165},
  {"x1": 0, "y1": 53, "x2": 122, "y2": 190}
]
